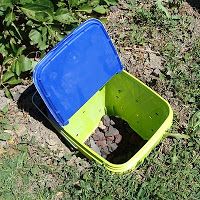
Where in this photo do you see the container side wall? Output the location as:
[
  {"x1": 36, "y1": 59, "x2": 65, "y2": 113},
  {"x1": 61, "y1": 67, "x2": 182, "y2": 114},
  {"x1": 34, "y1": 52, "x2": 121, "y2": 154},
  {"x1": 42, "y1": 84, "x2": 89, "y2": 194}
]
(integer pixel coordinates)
[
  {"x1": 105, "y1": 70, "x2": 170, "y2": 140},
  {"x1": 63, "y1": 87, "x2": 106, "y2": 143}
]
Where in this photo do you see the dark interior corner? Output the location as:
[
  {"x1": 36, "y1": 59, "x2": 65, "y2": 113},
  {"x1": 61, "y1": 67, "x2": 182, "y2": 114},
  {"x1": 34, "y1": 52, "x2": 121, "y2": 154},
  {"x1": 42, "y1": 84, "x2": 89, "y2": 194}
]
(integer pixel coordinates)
[
  {"x1": 17, "y1": 84, "x2": 75, "y2": 151},
  {"x1": 186, "y1": 0, "x2": 200, "y2": 11}
]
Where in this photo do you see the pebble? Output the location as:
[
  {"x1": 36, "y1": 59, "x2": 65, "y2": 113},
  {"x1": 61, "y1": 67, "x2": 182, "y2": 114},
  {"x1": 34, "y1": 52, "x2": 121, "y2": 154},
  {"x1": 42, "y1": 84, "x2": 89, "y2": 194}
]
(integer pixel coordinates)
[
  {"x1": 115, "y1": 134, "x2": 122, "y2": 144},
  {"x1": 101, "y1": 146, "x2": 110, "y2": 155},
  {"x1": 95, "y1": 140, "x2": 107, "y2": 148},
  {"x1": 102, "y1": 115, "x2": 110, "y2": 127},
  {"x1": 92, "y1": 128, "x2": 105, "y2": 141},
  {"x1": 0, "y1": 96, "x2": 10, "y2": 110},
  {"x1": 106, "y1": 135, "x2": 114, "y2": 141},
  {"x1": 110, "y1": 120, "x2": 115, "y2": 125},
  {"x1": 98, "y1": 121, "x2": 107, "y2": 130},
  {"x1": 110, "y1": 5, "x2": 118, "y2": 12},
  {"x1": 106, "y1": 126, "x2": 119, "y2": 136},
  {"x1": 90, "y1": 138, "x2": 101, "y2": 155},
  {"x1": 46, "y1": 138, "x2": 57, "y2": 146},
  {"x1": 110, "y1": 143, "x2": 118, "y2": 151}
]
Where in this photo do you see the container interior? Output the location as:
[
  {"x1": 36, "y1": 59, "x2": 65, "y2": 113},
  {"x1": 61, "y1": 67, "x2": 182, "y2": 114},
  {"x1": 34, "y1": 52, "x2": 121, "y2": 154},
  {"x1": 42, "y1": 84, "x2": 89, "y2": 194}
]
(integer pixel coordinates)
[{"x1": 63, "y1": 70, "x2": 170, "y2": 143}]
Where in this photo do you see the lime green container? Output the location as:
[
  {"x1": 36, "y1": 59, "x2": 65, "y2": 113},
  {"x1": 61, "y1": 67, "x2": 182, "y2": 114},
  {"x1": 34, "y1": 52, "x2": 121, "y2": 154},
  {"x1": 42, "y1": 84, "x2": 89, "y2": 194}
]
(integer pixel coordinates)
[{"x1": 33, "y1": 19, "x2": 173, "y2": 173}]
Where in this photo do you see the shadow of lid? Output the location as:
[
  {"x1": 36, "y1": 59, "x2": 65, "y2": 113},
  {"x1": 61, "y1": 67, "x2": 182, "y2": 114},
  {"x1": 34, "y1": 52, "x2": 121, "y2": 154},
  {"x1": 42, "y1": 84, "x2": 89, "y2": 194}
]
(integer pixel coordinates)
[
  {"x1": 187, "y1": 0, "x2": 200, "y2": 11},
  {"x1": 17, "y1": 84, "x2": 75, "y2": 151}
]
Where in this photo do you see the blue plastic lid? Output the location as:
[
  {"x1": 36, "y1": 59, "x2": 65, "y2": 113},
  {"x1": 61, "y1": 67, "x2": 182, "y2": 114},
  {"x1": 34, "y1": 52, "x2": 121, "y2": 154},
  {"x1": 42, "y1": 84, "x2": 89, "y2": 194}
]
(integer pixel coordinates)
[{"x1": 33, "y1": 19, "x2": 123, "y2": 126}]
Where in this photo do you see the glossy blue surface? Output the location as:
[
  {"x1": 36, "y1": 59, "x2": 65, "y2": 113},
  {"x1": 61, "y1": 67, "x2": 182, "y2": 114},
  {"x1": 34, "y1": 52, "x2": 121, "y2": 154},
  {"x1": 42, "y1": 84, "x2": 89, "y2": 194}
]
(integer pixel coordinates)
[{"x1": 33, "y1": 19, "x2": 123, "y2": 126}]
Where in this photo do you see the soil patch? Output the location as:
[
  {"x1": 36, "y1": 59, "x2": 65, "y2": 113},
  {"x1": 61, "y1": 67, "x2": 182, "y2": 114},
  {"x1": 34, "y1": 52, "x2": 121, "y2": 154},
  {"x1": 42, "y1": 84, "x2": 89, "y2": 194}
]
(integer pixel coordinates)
[{"x1": 85, "y1": 115, "x2": 147, "y2": 164}]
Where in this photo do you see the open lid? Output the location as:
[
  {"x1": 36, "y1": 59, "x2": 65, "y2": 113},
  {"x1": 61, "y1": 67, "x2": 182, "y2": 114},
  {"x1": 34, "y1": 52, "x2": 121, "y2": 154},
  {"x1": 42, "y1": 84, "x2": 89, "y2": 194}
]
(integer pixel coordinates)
[{"x1": 33, "y1": 19, "x2": 123, "y2": 126}]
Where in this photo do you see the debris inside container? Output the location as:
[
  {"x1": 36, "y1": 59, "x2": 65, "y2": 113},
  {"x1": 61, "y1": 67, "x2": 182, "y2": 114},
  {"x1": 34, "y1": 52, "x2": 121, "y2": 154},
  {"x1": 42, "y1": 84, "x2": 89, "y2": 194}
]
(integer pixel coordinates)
[{"x1": 85, "y1": 115, "x2": 147, "y2": 164}]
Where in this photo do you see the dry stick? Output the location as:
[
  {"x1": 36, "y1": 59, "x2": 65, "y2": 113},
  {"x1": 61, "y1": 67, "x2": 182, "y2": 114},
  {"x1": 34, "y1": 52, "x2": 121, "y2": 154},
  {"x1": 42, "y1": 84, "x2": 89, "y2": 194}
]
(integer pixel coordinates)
[
  {"x1": 124, "y1": 47, "x2": 160, "y2": 55},
  {"x1": 0, "y1": 64, "x2": 3, "y2": 86}
]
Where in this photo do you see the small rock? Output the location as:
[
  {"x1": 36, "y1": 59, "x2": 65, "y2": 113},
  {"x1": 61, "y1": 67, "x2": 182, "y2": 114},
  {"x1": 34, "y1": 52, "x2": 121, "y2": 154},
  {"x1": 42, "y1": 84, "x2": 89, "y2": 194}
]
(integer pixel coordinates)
[
  {"x1": 85, "y1": 138, "x2": 90, "y2": 146},
  {"x1": 101, "y1": 146, "x2": 110, "y2": 155},
  {"x1": 101, "y1": 153, "x2": 107, "y2": 158},
  {"x1": 110, "y1": 143, "x2": 118, "y2": 151},
  {"x1": 98, "y1": 121, "x2": 107, "y2": 130},
  {"x1": 0, "y1": 90, "x2": 4, "y2": 97},
  {"x1": 95, "y1": 140, "x2": 107, "y2": 148},
  {"x1": 105, "y1": 126, "x2": 119, "y2": 137},
  {"x1": 15, "y1": 124, "x2": 27, "y2": 137},
  {"x1": 10, "y1": 85, "x2": 27, "y2": 101},
  {"x1": 90, "y1": 138, "x2": 101, "y2": 155},
  {"x1": 57, "y1": 151, "x2": 65, "y2": 158},
  {"x1": 107, "y1": 140, "x2": 112, "y2": 145},
  {"x1": 115, "y1": 134, "x2": 122, "y2": 144},
  {"x1": 74, "y1": 157, "x2": 82, "y2": 164},
  {"x1": 110, "y1": 120, "x2": 115, "y2": 125},
  {"x1": 0, "y1": 97, "x2": 10, "y2": 110},
  {"x1": 55, "y1": 191, "x2": 64, "y2": 200},
  {"x1": 46, "y1": 138, "x2": 57, "y2": 146},
  {"x1": 112, "y1": 128, "x2": 119, "y2": 136},
  {"x1": 105, "y1": 130, "x2": 112, "y2": 137},
  {"x1": 106, "y1": 135, "x2": 115, "y2": 142},
  {"x1": 106, "y1": 140, "x2": 113, "y2": 151},
  {"x1": 0, "y1": 141, "x2": 8, "y2": 148},
  {"x1": 93, "y1": 129, "x2": 105, "y2": 141},
  {"x1": 110, "y1": 5, "x2": 118, "y2": 12},
  {"x1": 102, "y1": 115, "x2": 110, "y2": 127},
  {"x1": 12, "y1": 93, "x2": 21, "y2": 102},
  {"x1": 67, "y1": 155, "x2": 77, "y2": 166},
  {"x1": 149, "y1": 53, "x2": 163, "y2": 70},
  {"x1": 166, "y1": 70, "x2": 172, "y2": 77},
  {"x1": 153, "y1": 68, "x2": 161, "y2": 76}
]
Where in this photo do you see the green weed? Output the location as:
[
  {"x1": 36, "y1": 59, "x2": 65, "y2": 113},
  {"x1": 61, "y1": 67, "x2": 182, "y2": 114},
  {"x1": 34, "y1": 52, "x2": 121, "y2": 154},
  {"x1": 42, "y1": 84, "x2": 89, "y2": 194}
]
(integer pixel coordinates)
[{"x1": 0, "y1": 0, "x2": 118, "y2": 92}]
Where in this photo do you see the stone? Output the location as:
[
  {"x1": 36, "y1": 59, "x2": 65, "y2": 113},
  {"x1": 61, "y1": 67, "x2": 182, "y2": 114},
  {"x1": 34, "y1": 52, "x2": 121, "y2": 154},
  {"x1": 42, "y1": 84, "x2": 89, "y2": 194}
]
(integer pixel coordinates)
[
  {"x1": 90, "y1": 138, "x2": 101, "y2": 155},
  {"x1": 57, "y1": 151, "x2": 65, "y2": 158},
  {"x1": 110, "y1": 5, "x2": 118, "y2": 12},
  {"x1": 10, "y1": 85, "x2": 27, "y2": 101},
  {"x1": 115, "y1": 134, "x2": 122, "y2": 144},
  {"x1": 149, "y1": 53, "x2": 163, "y2": 70},
  {"x1": 0, "y1": 141, "x2": 8, "y2": 148},
  {"x1": 110, "y1": 143, "x2": 118, "y2": 151},
  {"x1": 107, "y1": 141, "x2": 113, "y2": 152},
  {"x1": 106, "y1": 135, "x2": 115, "y2": 142},
  {"x1": 46, "y1": 138, "x2": 57, "y2": 146},
  {"x1": 98, "y1": 121, "x2": 107, "y2": 130},
  {"x1": 110, "y1": 120, "x2": 115, "y2": 125},
  {"x1": 101, "y1": 146, "x2": 110, "y2": 155},
  {"x1": 67, "y1": 155, "x2": 77, "y2": 166},
  {"x1": 0, "y1": 90, "x2": 4, "y2": 97},
  {"x1": 95, "y1": 140, "x2": 107, "y2": 148},
  {"x1": 93, "y1": 129, "x2": 105, "y2": 141},
  {"x1": 0, "y1": 96, "x2": 10, "y2": 110},
  {"x1": 15, "y1": 124, "x2": 27, "y2": 137},
  {"x1": 101, "y1": 152, "x2": 107, "y2": 158},
  {"x1": 102, "y1": 115, "x2": 110, "y2": 127},
  {"x1": 105, "y1": 126, "x2": 119, "y2": 137},
  {"x1": 153, "y1": 68, "x2": 161, "y2": 76}
]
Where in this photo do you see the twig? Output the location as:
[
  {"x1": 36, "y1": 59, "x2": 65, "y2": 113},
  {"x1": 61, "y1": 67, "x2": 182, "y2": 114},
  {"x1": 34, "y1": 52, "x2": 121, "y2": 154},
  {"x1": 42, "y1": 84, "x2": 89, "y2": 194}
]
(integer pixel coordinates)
[
  {"x1": 0, "y1": 64, "x2": 3, "y2": 86},
  {"x1": 124, "y1": 47, "x2": 160, "y2": 55}
]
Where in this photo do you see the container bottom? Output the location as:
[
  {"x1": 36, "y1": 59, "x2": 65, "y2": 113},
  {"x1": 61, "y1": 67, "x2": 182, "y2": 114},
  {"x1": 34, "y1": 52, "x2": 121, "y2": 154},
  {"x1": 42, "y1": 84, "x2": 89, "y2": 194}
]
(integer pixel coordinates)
[{"x1": 85, "y1": 115, "x2": 147, "y2": 164}]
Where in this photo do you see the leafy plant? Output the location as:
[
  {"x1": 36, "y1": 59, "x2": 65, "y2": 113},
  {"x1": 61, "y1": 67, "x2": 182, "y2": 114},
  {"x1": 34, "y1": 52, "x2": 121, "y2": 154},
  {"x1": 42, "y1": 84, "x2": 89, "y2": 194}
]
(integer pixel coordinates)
[{"x1": 0, "y1": 0, "x2": 118, "y2": 93}]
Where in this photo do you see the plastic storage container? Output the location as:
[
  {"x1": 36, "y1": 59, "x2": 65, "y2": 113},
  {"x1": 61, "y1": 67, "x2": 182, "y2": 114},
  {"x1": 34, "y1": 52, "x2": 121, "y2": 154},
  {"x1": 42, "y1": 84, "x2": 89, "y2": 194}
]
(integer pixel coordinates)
[{"x1": 33, "y1": 19, "x2": 173, "y2": 173}]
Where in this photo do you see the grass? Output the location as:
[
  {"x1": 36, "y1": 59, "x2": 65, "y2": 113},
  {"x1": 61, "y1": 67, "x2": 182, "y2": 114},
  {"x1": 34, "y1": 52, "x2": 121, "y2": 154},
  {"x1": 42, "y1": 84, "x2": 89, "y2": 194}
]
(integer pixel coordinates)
[
  {"x1": 0, "y1": 128, "x2": 199, "y2": 199},
  {"x1": 0, "y1": 0, "x2": 200, "y2": 199}
]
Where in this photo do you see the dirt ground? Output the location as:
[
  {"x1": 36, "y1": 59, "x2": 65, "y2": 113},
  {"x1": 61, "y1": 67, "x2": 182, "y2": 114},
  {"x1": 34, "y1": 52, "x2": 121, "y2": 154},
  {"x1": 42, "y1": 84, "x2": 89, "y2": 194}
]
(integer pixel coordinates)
[{"x1": 0, "y1": 0, "x2": 199, "y2": 172}]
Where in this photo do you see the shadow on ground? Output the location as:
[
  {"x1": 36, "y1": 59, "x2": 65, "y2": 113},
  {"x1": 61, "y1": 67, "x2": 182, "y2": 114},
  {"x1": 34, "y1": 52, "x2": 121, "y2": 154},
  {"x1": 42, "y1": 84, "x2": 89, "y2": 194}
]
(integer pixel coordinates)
[
  {"x1": 17, "y1": 84, "x2": 75, "y2": 151},
  {"x1": 187, "y1": 0, "x2": 200, "y2": 11}
]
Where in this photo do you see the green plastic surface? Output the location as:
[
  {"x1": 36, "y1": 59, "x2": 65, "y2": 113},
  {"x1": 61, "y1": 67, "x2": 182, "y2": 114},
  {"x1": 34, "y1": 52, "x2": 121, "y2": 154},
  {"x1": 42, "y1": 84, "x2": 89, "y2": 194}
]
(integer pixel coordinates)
[{"x1": 60, "y1": 70, "x2": 173, "y2": 172}]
